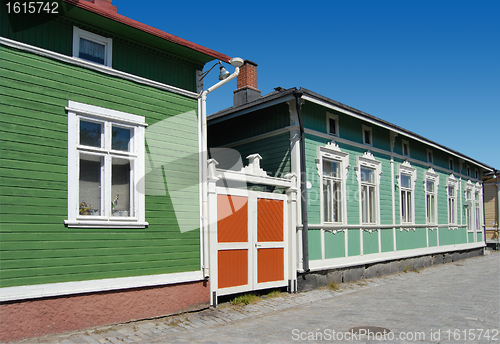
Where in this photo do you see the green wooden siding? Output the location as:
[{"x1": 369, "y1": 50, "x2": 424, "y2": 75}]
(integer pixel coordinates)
[
  {"x1": 1, "y1": 7, "x2": 200, "y2": 92},
  {"x1": 380, "y1": 228, "x2": 394, "y2": 252},
  {"x1": 348, "y1": 229, "x2": 361, "y2": 256},
  {"x1": 308, "y1": 229, "x2": 322, "y2": 260},
  {"x1": 429, "y1": 229, "x2": 438, "y2": 247},
  {"x1": 0, "y1": 45, "x2": 200, "y2": 288},
  {"x1": 324, "y1": 231, "x2": 345, "y2": 259},
  {"x1": 210, "y1": 132, "x2": 291, "y2": 179},
  {"x1": 208, "y1": 103, "x2": 290, "y2": 148},
  {"x1": 362, "y1": 231, "x2": 379, "y2": 255}
]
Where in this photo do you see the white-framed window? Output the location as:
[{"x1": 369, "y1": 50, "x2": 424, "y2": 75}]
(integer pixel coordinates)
[
  {"x1": 446, "y1": 175, "x2": 458, "y2": 226},
  {"x1": 362, "y1": 125, "x2": 372, "y2": 146},
  {"x1": 474, "y1": 187, "x2": 482, "y2": 232},
  {"x1": 402, "y1": 139, "x2": 410, "y2": 157},
  {"x1": 425, "y1": 168, "x2": 439, "y2": 226},
  {"x1": 465, "y1": 182, "x2": 473, "y2": 232},
  {"x1": 427, "y1": 149, "x2": 433, "y2": 164},
  {"x1": 449, "y1": 158, "x2": 454, "y2": 171},
  {"x1": 319, "y1": 142, "x2": 349, "y2": 224},
  {"x1": 399, "y1": 161, "x2": 416, "y2": 224},
  {"x1": 357, "y1": 151, "x2": 381, "y2": 224},
  {"x1": 73, "y1": 27, "x2": 113, "y2": 66},
  {"x1": 65, "y1": 101, "x2": 147, "y2": 228},
  {"x1": 326, "y1": 112, "x2": 339, "y2": 137}
]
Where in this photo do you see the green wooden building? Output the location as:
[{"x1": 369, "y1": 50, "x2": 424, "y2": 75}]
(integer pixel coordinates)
[
  {"x1": 208, "y1": 61, "x2": 494, "y2": 290},
  {"x1": 0, "y1": 0, "x2": 232, "y2": 341}
]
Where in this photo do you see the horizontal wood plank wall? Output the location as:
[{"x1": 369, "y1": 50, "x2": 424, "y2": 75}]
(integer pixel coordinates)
[
  {"x1": 0, "y1": 45, "x2": 201, "y2": 288},
  {"x1": 0, "y1": 9, "x2": 200, "y2": 92}
]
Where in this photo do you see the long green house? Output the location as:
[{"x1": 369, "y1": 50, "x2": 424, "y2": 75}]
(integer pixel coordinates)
[
  {"x1": 208, "y1": 61, "x2": 494, "y2": 291},
  {"x1": 0, "y1": 0, "x2": 232, "y2": 341}
]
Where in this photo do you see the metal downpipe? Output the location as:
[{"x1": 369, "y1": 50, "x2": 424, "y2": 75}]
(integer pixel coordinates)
[{"x1": 294, "y1": 89, "x2": 309, "y2": 272}]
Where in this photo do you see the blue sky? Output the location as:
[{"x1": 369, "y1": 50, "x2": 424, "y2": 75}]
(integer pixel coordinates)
[{"x1": 117, "y1": 0, "x2": 499, "y2": 171}]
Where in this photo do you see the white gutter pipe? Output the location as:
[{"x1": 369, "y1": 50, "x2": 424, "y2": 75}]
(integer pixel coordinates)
[{"x1": 198, "y1": 57, "x2": 244, "y2": 277}]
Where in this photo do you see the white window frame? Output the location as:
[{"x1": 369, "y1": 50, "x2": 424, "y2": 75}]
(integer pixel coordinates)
[
  {"x1": 326, "y1": 112, "x2": 339, "y2": 137},
  {"x1": 425, "y1": 168, "x2": 439, "y2": 226},
  {"x1": 398, "y1": 161, "x2": 416, "y2": 225},
  {"x1": 473, "y1": 183, "x2": 483, "y2": 232},
  {"x1": 446, "y1": 175, "x2": 458, "y2": 226},
  {"x1": 402, "y1": 139, "x2": 410, "y2": 157},
  {"x1": 65, "y1": 101, "x2": 147, "y2": 228},
  {"x1": 356, "y1": 151, "x2": 381, "y2": 225},
  {"x1": 464, "y1": 180, "x2": 474, "y2": 232},
  {"x1": 73, "y1": 26, "x2": 113, "y2": 67},
  {"x1": 362, "y1": 124, "x2": 372, "y2": 146},
  {"x1": 427, "y1": 148, "x2": 433, "y2": 164},
  {"x1": 318, "y1": 142, "x2": 349, "y2": 225}
]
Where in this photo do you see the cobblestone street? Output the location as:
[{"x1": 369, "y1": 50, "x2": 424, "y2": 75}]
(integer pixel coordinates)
[{"x1": 19, "y1": 252, "x2": 499, "y2": 344}]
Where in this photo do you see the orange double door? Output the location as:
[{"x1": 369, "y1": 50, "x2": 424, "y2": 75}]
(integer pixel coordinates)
[{"x1": 216, "y1": 191, "x2": 288, "y2": 296}]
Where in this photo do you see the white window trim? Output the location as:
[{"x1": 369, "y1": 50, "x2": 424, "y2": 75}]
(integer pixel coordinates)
[
  {"x1": 318, "y1": 142, "x2": 349, "y2": 225},
  {"x1": 424, "y1": 167, "x2": 439, "y2": 226},
  {"x1": 73, "y1": 26, "x2": 113, "y2": 67},
  {"x1": 473, "y1": 182, "x2": 483, "y2": 232},
  {"x1": 326, "y1": 112, "x2": 339, "y2": 137},
  {"x1": 427, "y1": 148, "x2": 433, "y2": 164},
  {"x1": 464, "y1": 180, "x2": 474, "y2": 232},
  {"x1": 362, "y1": 124, "x2": 372, "y2": 146},
  {"x1": 356, "y1": 151, "x2": 382, "y2": 225},
  {"x1": 402, "y1": 139, "x2": 410, "y2": 157},
  {"x1": 65, "y1": 101, "x2": 148, "y2": 228},
  {"x1": 446, "y1": 175, "x2": 459, "y2": 226},
  {"x1": 398, "y1": 161, "x2": 416, "y2": 225}
]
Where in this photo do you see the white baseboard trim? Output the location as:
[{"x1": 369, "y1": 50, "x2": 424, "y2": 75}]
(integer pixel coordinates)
[
  {"x1": 0, "y1": 270, "x2": 204, "y2": 302},
  {"x1": 307, "y1": 242, "x2": 485, "y2": 272}
]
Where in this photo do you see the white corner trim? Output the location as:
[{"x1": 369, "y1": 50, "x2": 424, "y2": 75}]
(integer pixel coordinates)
[
  {"x1": 1, "y1": 37, "x2": 198, "y2": 99},
  {"x1": 0, "y1": 270, "x2": 204, "y2": 302}
]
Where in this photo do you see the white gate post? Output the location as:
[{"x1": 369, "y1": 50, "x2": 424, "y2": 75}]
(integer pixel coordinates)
[
  {"x1": 285, "y1": 173, "x2": 298, "y2": 292},
  {"x1": 207, "y1": 158, "x2": 219, "y2": 306}
]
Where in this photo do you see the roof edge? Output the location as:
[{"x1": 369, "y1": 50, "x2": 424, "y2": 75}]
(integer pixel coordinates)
[{"x1": 62, "y1": 0, "x2": 231, "y2": 63}]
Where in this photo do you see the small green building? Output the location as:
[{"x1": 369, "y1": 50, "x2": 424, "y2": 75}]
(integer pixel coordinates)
[
  {"x1": 208, "y1": 61, "x2": 493, "y2": 290},
  {"x1": 0, "y1": 0, "x2": 231, "y2": 341}
]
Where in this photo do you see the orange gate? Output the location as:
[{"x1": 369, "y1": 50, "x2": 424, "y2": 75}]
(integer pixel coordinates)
[{"x1": 214, "y1": 191, "x2": 288, "y2": 297}]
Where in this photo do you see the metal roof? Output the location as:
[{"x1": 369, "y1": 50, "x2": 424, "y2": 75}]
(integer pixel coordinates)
[{"x1": 208, "y1": 87, "x2": 494, "y2": 171}]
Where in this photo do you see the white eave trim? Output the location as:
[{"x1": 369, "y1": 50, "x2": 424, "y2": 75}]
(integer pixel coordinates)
[
  {"x1": 0, "y1": 270, "x2": 204, "y2": 302},
  {"x1": 302, "y1": 94, "x2": 493, "y2": 172},
  {"x1": 1, "y1": 37, "x2": 198, "y2": 99}
]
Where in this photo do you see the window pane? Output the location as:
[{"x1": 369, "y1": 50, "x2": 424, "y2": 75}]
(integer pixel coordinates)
[
  {"x1": 79, "y1": 37, "x2": 105, "y2": 64},
  {"x1": 360, "y1": 167, "x2": 375, "y2": 183},
  {"x1": 329, "y1": 118, "x2": 336, "y2": 135},
  {"x1": 361, "y1": 185, "x2": 368, "y2": 223},
  {"x1": 80, "y1": 120, "x2": 102, "y2": 147},
  {"x1": 112, "y1": 126, "x2": 132, "y2": 152},
  {"x1": 407, "y1": 191, "x2": 412, "y2": 222},
  {"x1": 79, "y1": 155, "x2": 102, "y2": 216},
  {"x1": 323, "y1": 179, "x2": 332, "y2": 223},
  {"x1": 448, "y1": 186, "x2": 454, "y2": 197},
  {"x1": 333, "y1": 181, "x2": 342, "y2": 222},
  {"x1": 364, "y1": 130, "x2": 371, "y2": 144},
  {"x1": 323, "y1": 160, "x2": 340, "y2": 178},
  {"x1": 400, "y1": 174, "x2": 411, "y2": 189},
  {"x1": 369, "y1": 186, "x2": 376, "y2": 223},
  {"x1": 426, "y1": 180, "x2": 434, "y2": 193},
  {"x1": 112, "y1": 158, "x2": 131, "y2": 217}
]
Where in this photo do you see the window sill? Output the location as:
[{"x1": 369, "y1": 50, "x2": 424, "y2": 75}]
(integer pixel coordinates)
[{"x1": 64, "y1": 220, "x2": 149, "y2": 228}]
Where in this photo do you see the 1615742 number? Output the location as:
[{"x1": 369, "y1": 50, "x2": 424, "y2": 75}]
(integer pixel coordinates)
[{"x1": 5, "y1": 2, "x2": 59, "y2": 14}]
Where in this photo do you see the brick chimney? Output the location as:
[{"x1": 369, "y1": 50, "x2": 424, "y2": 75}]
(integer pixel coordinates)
[
  {"x1": 89, "y1": 0, "x2": 117, "y2": 12},
  {"x1": 233, "y1": 60, "x2": 261, "y2": 106}
]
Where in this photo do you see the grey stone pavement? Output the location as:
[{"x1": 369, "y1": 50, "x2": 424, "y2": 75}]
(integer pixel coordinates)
[{"x1": 20, "y1": 251, "x2": 499, "y2": 344}]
